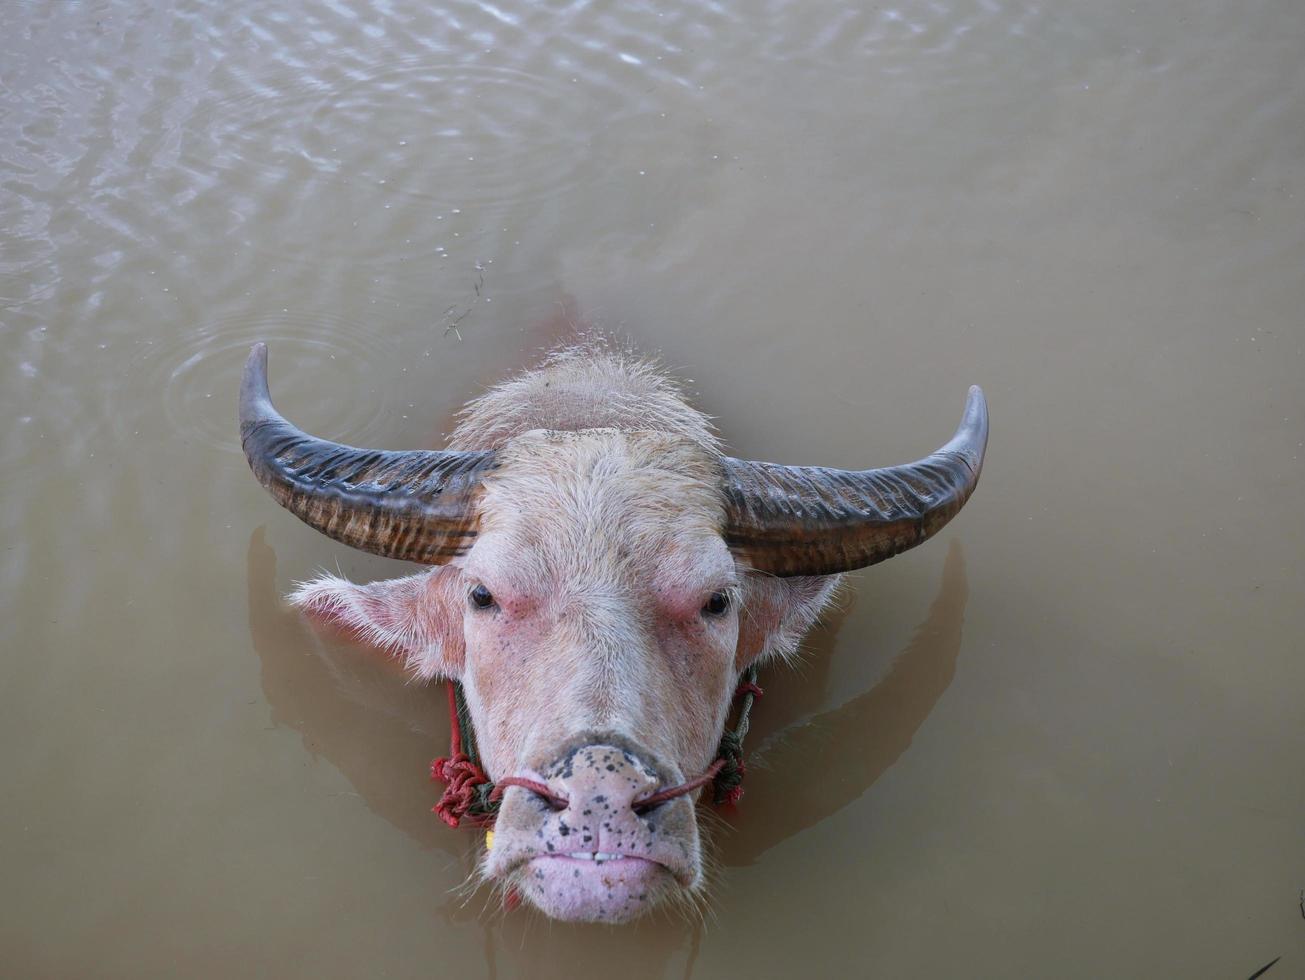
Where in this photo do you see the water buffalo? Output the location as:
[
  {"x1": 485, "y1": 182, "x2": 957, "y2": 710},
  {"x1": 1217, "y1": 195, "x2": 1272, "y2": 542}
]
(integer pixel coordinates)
[{"x1": 239, "y1": 339, "x2": 987, "y2": 923}]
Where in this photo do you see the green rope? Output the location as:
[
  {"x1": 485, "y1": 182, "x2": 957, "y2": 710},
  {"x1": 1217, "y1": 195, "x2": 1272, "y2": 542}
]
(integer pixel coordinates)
[{"x1": 712, "y1": 663, "x2": 760, "y2": 805}]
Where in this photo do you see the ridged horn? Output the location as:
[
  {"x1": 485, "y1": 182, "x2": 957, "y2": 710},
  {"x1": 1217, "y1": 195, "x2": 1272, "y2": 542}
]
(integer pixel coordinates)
[
  {"x1": 239, "y1": 343, "x2": 496, "y2": 563},
  {"x1": 721, "y1": 386, "x2": 988, "y2": 577}
]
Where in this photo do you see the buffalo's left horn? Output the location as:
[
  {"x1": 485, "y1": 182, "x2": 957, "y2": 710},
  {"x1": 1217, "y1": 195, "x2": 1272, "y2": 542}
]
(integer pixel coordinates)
[
  {"x1": 720, "y1": 386, "x2": 988, "y2": 577},
  {"x1": 239, "y1": 343, "x2": 496, "y2": 563}
]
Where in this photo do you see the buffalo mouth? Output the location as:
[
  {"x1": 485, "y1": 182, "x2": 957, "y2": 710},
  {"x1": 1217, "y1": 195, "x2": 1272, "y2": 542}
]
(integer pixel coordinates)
[
  {"x1": 510, "y1": 850, "x2": 681, "y2": 924},
  {"x1": 490, "y1": 841, "x2": 697, "y2": 921}
]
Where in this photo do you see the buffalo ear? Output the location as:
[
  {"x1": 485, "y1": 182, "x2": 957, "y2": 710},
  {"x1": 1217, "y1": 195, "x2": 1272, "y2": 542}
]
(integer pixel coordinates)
[
  {"x1": 288, "y1": 567, "x2": 467, "y2": 680},
  {"x1": 736, "y1": 574, "x2": 841, "y2": 670}
]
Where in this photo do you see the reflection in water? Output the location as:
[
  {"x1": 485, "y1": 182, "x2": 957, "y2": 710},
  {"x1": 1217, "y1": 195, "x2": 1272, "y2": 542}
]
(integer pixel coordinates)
[
  {"x1": 246, "y1": 526, "x2": 465, "y2": 858},
  {"x1": 247, "y1": 527, "x2": 964, "y2": 970},
  {"x1": 719, "y1": 541, "x2": 968, "y2": 865}
]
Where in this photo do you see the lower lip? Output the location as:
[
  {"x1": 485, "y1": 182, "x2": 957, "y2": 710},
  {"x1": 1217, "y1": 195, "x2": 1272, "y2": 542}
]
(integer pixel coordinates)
[{"x1": 526, "y1": 853, "x2": 690, "y2": 888}]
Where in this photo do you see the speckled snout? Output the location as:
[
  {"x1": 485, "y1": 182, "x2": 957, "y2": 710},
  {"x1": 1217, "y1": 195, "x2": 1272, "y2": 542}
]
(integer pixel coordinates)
[{"x1": 485, "y1": 741, "x2": 704, "y2": 923}]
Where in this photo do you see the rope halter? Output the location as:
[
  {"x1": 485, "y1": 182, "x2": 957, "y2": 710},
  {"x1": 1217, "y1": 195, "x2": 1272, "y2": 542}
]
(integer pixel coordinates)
[{"x1": 430, "y1": 665, "x2": 763, "y2": 828}]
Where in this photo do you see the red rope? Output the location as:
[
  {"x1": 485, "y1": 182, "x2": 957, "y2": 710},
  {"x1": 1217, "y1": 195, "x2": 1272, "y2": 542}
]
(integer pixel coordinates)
[
  {"x1": 632, "y1": 759, "x2": 726, "y2": 813},
  {"x1": 719, "y1": 756, "x2": 747, "y2": 806},
  {"x1": 432, "y1": 667, "x2": 763, "y2": 827},
  {"x1": 445, "y1": 682, "x2": 463, "y2": 755},
  {"x1": 490, "y1": 776, "x2": 568, "y2": 810},
  {"x1": 429, "y1": 682, "x2": 493, "y2": 828},
  {"x1": 488, "y1": 761, "x2": 730, "y2": 815}
]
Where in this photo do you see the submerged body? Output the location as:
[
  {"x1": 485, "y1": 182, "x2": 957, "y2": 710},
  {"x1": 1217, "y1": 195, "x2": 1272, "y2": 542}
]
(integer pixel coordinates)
[{"x1": 241, "y1": 338, "x2": 987, "y2": 922}]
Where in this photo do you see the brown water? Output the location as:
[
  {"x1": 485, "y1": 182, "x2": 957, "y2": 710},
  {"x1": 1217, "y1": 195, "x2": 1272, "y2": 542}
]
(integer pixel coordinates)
[{"x1": 3, "y1": 0, "x2": 1303, "y2": 976}]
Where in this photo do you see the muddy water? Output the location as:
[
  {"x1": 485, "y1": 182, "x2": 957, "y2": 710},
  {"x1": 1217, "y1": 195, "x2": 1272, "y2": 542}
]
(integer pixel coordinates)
[{"x1": 3, "y1": 0, "x2": 1303, "y2": 976}]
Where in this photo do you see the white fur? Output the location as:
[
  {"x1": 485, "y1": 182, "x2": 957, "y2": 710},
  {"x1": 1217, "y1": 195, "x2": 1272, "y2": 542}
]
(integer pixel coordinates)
[{"x1": 287, "y1": 338, "x2": 840, "y2": 922}]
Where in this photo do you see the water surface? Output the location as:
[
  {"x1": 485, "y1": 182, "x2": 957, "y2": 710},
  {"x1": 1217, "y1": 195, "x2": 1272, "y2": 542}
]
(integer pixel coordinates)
[{"x1": 3, "y1": 0, "x2": 1303, "y2": 976}]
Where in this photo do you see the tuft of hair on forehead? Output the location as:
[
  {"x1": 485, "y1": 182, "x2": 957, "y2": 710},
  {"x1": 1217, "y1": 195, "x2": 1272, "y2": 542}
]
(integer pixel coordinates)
[
  {"x1": 448, "y1": 334, "x2": 721, "y2": 452},
  {"x1": 471, "y1": 427, "x2": 730, "y2": 598}
]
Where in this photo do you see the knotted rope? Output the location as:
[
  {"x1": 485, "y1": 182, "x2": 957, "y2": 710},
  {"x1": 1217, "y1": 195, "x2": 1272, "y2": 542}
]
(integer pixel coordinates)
[
  {"x1": 711, "y1": 671, "x2": 763, "y2": 805},
  {"x1": 428, "y1": 682, "x2": 496, "y2": 827},
  {"x1": 430, "y1": 664, "x2": 763, "y2": 828}
]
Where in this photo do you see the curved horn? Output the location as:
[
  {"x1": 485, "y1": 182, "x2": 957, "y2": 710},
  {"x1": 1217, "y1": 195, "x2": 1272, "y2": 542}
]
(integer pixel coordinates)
[
  {"x1": 239, "y1": 343, "x2": 496, "y2": 563},
  {"x1": 721, "y1": 386, "x2": 988, "y2": 577}
]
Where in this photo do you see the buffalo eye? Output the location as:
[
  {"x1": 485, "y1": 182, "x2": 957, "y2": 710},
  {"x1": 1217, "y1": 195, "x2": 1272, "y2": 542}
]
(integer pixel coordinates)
[
  {"x1": 469, "y1": 583, "x2": 496, "y2": 610},
  {"x1": 702, "y1": 591, "x2": 731, "y2": 617}
]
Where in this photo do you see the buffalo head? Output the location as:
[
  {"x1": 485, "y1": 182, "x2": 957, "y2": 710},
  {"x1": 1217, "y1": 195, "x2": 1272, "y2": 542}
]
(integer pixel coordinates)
[{"x1": 239, "y1": 341, "x2": 987, "y2": 922}]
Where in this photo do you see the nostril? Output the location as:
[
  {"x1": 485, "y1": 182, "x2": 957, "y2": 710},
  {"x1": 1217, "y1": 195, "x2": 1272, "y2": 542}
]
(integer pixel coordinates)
[
  {"x1": 490, "y1": 776, "x2": 569, "y2": 811},
  {"x1": 631, "y1": 759, "x2": 726, "y2": 815},
  {"x1": 631, "y1": 796, "x2": 668, "y2": 817}
]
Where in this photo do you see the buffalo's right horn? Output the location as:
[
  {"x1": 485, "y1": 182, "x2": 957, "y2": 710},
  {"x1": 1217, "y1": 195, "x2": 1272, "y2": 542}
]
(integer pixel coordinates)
[{"x1": 239, "y1": 343, "x2": 496, "y2": 563}]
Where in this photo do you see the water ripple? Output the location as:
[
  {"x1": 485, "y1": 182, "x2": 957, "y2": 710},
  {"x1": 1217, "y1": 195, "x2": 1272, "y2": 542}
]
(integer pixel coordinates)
[
  {"x1": 198, "y1": 60, "x2": 596, "y2": 216},
  {"x1": 755, "y1": 0, "x2": 1093, "y2": 87},
  {"x1": 127, "y1": 310, "x2": 401, "y2": 455}
]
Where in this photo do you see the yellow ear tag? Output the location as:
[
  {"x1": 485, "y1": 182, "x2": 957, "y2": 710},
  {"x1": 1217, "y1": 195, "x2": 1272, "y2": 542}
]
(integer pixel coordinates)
[{"x1": 485, "y1": 829, "x2": 494, "y2": 851}]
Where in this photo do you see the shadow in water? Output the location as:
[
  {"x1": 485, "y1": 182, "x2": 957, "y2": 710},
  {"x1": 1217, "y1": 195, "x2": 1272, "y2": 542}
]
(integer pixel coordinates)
[
  {"x1": 246, "y1": 526, "x2": 465, "y2": 858},
  {"x1": 246, "y1": 528, "x2": 967, "y2": 968},
  {"x1": 717, "y1": 540, "x2": 968, "y2": 866}
]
